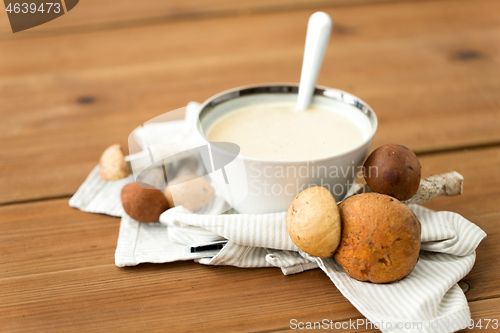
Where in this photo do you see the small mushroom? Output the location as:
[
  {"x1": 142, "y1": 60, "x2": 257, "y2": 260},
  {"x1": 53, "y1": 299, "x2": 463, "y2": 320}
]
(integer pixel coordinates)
[
  {"x1": 286, "y1": 186, "x2": 341, "y2": 258},
  {"x1": 99, "y1": 144, "x2": 130, "y2": 180},
  {"x1": 121, "y1": 183, "x2": 169, "y2": 222},
  {"x1": 164, "y1": 174, "x2": 215, "y2": 211},
  {"x1": 363, "y1": 144, "x2": 421, "y2": 201}
]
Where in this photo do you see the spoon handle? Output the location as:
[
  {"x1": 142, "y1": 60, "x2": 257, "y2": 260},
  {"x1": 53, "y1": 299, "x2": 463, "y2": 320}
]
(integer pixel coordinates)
[{"x1": 296, "y1": 12, "x2": 333, "y2": 110}]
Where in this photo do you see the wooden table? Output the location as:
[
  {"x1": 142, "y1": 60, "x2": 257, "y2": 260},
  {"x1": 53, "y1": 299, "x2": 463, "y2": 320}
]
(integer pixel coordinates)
[{"x1": 1, "y1": 0, "x2": 500, "y2": 331}]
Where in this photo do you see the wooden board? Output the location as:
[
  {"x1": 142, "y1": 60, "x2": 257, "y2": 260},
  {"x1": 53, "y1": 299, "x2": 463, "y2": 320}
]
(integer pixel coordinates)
[
  {"x1": 2, "y1": 0, "x2": 500, "y2": 331},
  {"x1": 1, "y1": 0, "x2": 500, "y2": 205},
  {"x1": 1, "y1": 145, "x2": 499, "y2": 332},
  {"x1": 0, "y1": 0, "x2": 411, "y2": 38}
]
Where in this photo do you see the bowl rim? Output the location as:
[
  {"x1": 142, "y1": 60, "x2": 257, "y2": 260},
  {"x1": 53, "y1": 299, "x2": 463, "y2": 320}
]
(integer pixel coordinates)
[{"x1": 195, "y1": 83, "x2": 378, "y2": 165}]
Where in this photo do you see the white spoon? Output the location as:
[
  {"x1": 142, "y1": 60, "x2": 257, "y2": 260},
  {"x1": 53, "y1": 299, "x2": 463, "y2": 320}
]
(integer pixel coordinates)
[{"x1": 296, "y1": 12, "x2": 333, "y2": 110}]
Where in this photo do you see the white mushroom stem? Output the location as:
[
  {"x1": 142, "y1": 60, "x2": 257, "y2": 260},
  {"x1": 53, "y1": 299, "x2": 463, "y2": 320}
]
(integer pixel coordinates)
[
  {"x1": 403, "y1": 171, "x2": 464, "y2": 205},
  {"x1": 350, "y1": 171, "x2": 464, "y2": 205}
]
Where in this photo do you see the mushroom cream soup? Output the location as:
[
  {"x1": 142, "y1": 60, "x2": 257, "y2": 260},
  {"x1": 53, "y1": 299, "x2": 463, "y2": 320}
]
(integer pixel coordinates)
[{"x1": 205, "y1": 101, "x2": 366, "y2": 161}]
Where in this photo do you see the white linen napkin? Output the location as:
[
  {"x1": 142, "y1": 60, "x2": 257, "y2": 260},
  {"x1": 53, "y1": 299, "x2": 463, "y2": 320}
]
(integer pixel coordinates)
[
  {"x1": 69, "y1": 102, "x2": 487, "y2": 333},
  {"x1": 159, "y1": 204, "x2": 485, "y2": 332}
]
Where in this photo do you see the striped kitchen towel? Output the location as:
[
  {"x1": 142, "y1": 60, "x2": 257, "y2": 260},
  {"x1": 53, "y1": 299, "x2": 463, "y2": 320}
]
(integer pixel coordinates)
[{"x1": 159, "y1": 204, "x2": 486, "y2": 333}]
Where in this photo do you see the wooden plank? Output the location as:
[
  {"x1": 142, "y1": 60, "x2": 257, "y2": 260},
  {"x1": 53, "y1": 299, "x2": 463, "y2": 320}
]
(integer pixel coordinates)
[
  {"x1": 0, "y1": 262, "x2": 362, "y2": 332},
  {"x1": 456, "y1": 298, "x2": 500, "y2": 333},
  {"x1": 1, "y1": 0, "x2": 499, "y2": 205},
  {"x1": 0, "y1": 199, "x2": 119, "y2": 278},
  {"x1": 0, "y1": 0, "x2": 411, "y2": 38},
  {"x1": 1, "y1": 145, "x2": 499, "y2": 332},
  {"x1": 0, "y1": 199, "x2": 365, "y2": 332}
]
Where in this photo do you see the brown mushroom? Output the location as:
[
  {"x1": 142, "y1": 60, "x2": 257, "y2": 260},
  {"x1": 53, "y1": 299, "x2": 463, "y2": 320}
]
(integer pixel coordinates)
[
  {"x1": 334, "y1": 193, "x2": 421, "y2": 283},
  {"x1": 363, "y1": 144, "x2": 421, "y2": 201},
  {"x1": 121, "y1": 183, "x2": 169, "y2": 222}
]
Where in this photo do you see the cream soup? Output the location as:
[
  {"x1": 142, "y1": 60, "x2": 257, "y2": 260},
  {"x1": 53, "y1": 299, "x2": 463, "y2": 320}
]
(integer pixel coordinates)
[{"x1": 205, "y1": 101, "x2": 365, "y2": 161}]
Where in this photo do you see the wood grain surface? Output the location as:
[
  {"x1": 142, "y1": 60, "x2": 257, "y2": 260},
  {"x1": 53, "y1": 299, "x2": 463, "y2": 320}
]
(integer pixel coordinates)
[
  {"x1": 0, "y1": 0, "x2": 412, "y2": 37},
  {"x1": 1, "y1": 146, "x2": 499, "y2": 332},
  {"x1": 1, "y1": 0, "x2": 500, "y2": 204},
  {"x1": 1, "y1": 0, "x2": 499, "y2": 332}
]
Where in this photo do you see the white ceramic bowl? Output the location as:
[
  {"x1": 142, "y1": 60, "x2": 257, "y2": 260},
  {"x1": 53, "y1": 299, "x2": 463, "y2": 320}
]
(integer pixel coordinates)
[{"x1": 195, "y1": 83, "x2": 377, "y2": 214}]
